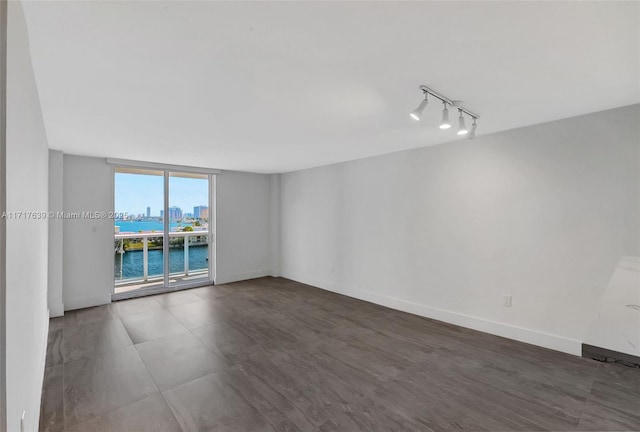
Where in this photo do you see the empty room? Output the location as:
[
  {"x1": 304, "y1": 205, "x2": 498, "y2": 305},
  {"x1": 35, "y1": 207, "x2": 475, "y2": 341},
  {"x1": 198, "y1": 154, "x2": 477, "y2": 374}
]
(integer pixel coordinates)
[{"x1": 1, "y1": 0, "x2": 639, "y2": 431}]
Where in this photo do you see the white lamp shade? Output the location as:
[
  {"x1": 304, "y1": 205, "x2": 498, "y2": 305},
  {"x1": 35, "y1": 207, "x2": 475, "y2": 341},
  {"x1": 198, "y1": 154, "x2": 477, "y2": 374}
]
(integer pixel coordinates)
[
  {"x1": 457, "y1": 115, "x2": 468, "y2": 135},
  {"x1": 468, "y1": 122, "x2": 477, "y2": 140},
  {"x1": 410, "y1": 98, "x2": 428, "y2": 121},
  {"x1": 439, "y1": 107, "x2": 451, "y2": 129}
]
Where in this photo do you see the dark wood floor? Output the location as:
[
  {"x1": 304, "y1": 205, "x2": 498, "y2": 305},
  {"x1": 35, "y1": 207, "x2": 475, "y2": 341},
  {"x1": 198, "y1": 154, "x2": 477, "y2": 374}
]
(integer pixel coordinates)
[{"x1": 40, "y1": 277, "x2": 640, "y2": 432}]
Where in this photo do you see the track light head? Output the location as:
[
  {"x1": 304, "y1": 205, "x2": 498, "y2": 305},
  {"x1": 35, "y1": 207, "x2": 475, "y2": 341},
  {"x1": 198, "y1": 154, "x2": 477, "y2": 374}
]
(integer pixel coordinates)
[
  {"x1": 468, "y1": 118, "x2": 477, "y2": 140},
  {"x1": 457, "y1": 110, "x2": 468, "y2": 135},
  {"x1": 410, "y1": 93, "x2": 429, "y2": 121},
  {"x1": 439, "y1": 103, "x2": 451, "y2": 129}
]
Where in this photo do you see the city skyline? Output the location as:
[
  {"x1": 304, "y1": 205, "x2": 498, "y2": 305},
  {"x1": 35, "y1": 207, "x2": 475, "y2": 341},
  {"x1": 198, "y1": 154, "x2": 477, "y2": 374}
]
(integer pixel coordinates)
[
  {"x1": 114, "y1": 172, "x2": 209, "y2": 216},
  {"x1": 154, "y1": 205, "x2": 208, "y2": 220}
]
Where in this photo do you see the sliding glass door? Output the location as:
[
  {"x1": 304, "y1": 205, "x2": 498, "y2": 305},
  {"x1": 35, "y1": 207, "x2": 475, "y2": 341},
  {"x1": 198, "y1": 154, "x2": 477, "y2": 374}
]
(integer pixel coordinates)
[{"x1": 113, "y1": 166, "x2": 214, "y2": 298}]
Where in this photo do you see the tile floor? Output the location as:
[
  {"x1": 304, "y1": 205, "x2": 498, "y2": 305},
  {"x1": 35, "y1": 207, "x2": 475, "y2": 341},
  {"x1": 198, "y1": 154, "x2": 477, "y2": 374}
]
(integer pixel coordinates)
[{"x1": 40, "y1": 277, "x2": 640, "y2": 431}]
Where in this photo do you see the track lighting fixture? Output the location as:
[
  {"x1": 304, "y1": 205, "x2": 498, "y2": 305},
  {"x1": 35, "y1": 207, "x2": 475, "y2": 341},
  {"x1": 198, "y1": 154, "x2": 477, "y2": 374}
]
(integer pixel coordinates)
[
  {"x1": 439, "y1": 102, "x2": 451, "y2": 129},
  {"x1": 468, "y1": 118, "x2": 477, "y2": 140},
  {"x1": 410, "y1": 92, "x2": 428, "y2": 121},
  {"x1": 411, "y1": 85, "x2": 479, "y2": 139},
  {"x1": 457, "y1": 109, "x2": 468, "y2": 135}
]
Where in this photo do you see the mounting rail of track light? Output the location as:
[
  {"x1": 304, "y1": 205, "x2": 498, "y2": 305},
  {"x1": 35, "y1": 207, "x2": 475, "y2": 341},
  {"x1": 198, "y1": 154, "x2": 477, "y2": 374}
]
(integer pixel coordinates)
[{"x1": 410, "y1": 85, "x2": 479, "y2": 139}]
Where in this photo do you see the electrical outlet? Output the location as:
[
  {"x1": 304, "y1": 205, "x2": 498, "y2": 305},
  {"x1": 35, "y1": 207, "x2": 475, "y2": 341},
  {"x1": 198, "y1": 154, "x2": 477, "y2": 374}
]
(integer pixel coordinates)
[{"x1": 503, "y1": 295, "x2": 512, "y2": 307}]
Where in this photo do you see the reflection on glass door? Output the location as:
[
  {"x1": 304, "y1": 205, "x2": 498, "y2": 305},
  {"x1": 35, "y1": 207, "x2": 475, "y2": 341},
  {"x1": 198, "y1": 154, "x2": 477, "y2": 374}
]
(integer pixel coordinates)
[
  {"x1": 167, "y1": 172, "x2": 210, "y2": 286},
  {"x1": 113, "y1": 167, "x2": 213, "y2": 298}
]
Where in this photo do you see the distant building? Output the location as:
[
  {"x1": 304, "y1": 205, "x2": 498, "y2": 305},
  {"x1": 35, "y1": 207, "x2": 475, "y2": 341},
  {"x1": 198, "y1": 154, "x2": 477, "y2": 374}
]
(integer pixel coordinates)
[
  {"x1": 194, "y1": 205, "x2": 208, "y2": 219},
  {"x1": 146, "y1": 207, "x2": 150, "y2": 218},
  {"x1": 168, "y1": 206, "x2": 182, "y2": 220},
  {"x1": 160, "y1": 210, "x2": 164, "y2": 219}
]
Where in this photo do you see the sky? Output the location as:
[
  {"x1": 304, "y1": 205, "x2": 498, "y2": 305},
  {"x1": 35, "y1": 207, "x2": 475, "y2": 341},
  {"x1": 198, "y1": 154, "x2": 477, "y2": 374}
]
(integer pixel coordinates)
[{"x1": 115, "y1": 173, "x2": 209, "y2": 216}]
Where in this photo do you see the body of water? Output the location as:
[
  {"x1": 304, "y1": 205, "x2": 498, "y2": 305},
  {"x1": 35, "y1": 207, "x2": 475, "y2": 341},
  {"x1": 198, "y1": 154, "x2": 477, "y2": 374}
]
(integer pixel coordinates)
[
  {"x1": 115, "y1": 220, "x2": 192, "y2": 232},
  {"x1": 114, "y1": 245, "x2": 209, "y2": 280},
  {"x1": 114, "y1": 220, "x2": 209, "y2": 281}
]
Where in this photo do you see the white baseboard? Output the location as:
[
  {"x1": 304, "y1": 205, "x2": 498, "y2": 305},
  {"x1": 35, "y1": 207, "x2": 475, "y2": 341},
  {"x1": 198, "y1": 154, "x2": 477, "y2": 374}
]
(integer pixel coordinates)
[
  {"x1": 64, "y1": 294, "x2": 112, "y2": 311},
  {"x1": 34, "y1": 307, "x2": 50, "y2": 432},
  {"x1": 39, "y1": 309, "x2": 49, "y2": 366},
  {"x1": 282, "y1": 272, "x2": 582, "y2": 356},
  {"x1": 215, "y1": 270, "x2": 272, "y2": 285}
]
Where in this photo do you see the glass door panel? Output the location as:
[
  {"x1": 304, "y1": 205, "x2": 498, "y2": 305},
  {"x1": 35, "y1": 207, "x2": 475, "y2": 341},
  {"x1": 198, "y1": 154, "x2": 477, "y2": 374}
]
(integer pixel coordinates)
[
  {"x1": 167, "y1": 171, "x2": 210, "y2": 287},
  {"x1": 114, "y1": 168, "x2": 165, "y2": 294}
]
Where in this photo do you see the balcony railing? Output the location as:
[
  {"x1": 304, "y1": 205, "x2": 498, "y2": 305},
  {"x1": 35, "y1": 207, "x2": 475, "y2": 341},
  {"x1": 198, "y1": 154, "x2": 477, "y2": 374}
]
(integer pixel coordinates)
[{"x1": 114, "y1": 230, "x2": 209, "y2": 285}]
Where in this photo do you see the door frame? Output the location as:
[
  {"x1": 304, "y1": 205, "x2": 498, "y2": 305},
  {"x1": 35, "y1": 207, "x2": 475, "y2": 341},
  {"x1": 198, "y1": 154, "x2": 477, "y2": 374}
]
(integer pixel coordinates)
[{"x1": 108, "y1": 159, "x2": 219, "y2": 300}]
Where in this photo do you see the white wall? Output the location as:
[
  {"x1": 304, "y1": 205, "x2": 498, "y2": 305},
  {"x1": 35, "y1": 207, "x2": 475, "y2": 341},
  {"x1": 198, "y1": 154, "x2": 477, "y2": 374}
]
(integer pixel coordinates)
[
  {"x1": 62, "y1": 155, "x2": 113, "y2": 310},
  {"x1": 216, "y1": 170, "x2": 273, "y2": 284},
  {"x1": 280, "y1": 105, "x2": 640, "y2": 356},
  {"x1": 58, "y1": 157, "x2": 275, "y2": 307},
  {"x1": 48, "y1": 150, "x2": 63, "y2": 316},
  {"x1": 6, "y1": 1, "x2": 50, "y2": 430}
]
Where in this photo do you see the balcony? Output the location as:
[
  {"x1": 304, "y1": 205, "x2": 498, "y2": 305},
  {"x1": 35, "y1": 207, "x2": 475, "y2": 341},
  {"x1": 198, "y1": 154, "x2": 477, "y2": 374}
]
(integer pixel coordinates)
[{"x1": 114, "y1": 230, "x2": 210, "y2": 294}]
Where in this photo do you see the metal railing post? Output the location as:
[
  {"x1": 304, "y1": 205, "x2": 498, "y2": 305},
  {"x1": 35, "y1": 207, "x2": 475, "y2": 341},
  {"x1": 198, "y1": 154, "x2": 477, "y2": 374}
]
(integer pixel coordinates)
[
  {"x1": 143, "y1": 237, "x2": 148, "y2": 281},
  {"x1": 184, "y1": 234, "x2": 189, "y2": 276}
]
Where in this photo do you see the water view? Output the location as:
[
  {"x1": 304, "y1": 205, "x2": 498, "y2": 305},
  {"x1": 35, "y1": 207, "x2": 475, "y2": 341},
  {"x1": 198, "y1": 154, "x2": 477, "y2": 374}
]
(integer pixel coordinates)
[
  {"x1": 114, "y1": 169, "x2": 211, "y2": 288},
  {"x1": 114, "y1": 220, "x2": 210, "y2": 281},
  {"x1": 115, "y1": 220, "x2": 178, "y2": 232},
  {"x1": 114, "y1": 245, "x2": 209, "y2": 280}
]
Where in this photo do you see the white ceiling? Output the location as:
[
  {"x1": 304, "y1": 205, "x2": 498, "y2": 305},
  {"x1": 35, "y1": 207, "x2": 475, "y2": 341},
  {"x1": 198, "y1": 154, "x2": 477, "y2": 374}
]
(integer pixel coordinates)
[{"x1": 22, "y1": 1, "x2": 639, "y2": 173}]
